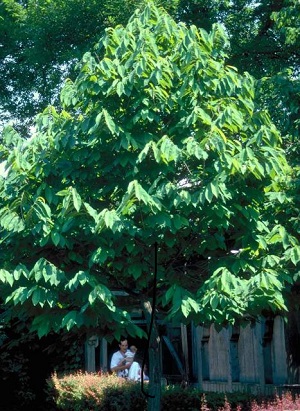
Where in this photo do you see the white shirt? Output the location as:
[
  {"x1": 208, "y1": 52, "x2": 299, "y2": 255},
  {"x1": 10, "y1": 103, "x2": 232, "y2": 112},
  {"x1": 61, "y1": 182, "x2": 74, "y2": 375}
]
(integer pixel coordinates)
[
  {"x1": 125, "y1": 349, "x2": 135, "y2": 364},
  {"x1": 128, "y1": 361, "x2": 141, "y2": 381},
  {"x1": 110, "y1": 350, "x2": 128, "y2": 378}
]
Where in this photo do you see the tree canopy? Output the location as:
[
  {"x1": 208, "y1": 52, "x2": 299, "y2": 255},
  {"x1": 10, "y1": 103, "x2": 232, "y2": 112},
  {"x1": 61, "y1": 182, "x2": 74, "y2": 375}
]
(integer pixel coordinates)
[
  {"x1": 0, "y1": 0, "x2": 178, "y2": 133},
  {"x1": 0, "y1": 3, "x2": 298, "y2": 342},
  {"x1": 1, "y1": 0, "x2": 299, "y2": 145}
]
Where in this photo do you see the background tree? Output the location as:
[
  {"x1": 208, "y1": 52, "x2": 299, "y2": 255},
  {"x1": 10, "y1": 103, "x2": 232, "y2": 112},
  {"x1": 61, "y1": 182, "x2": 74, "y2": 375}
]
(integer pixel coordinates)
[
  {"x1": 0, "y1": 0, "x2": 178, "y2": 135},
  {"x1": 1, "y1": 0, "x2": 299, "y2": 144},
  {"x1": 175, "y1": 0, "x2": 300, "y2": 141},
  {"x1": 1, "y1": 3, "x2": 299, "y2": 407}
]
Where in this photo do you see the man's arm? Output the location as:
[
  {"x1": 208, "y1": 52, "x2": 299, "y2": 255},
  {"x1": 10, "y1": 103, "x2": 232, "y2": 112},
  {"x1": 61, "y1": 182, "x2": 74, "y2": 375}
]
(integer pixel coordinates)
[
  {"x1": 110, "y1": 362, "x2": 130, "y2": 373},
  {"x1": 110, "y1": 353, "x2": 131, "y2": 373}
]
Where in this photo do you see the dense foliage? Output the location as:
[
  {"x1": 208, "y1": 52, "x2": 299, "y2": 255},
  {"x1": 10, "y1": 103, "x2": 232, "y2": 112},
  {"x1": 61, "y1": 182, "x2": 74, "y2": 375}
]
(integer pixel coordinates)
[
  {"x1": 1, "y1": 1, "x2": 299, "y2": 143},
  {"x1": 47, "y1": 372, "x2": 300, "y2": 411},
  {"x1": 0, "y1": 1, "x2": 299, "y2": 410},
  {"x1": 0, "y1": 3, "x2": 296, "y2": 340},
  {"x1": 0, "y1": 0, "x2": 178, "y2": 133}
]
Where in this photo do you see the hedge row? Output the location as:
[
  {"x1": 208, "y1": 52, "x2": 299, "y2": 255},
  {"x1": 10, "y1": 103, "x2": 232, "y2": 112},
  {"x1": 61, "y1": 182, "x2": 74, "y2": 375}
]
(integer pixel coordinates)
[{"x1": 45, "y1": 371, "x2": 300, "y2": 411}]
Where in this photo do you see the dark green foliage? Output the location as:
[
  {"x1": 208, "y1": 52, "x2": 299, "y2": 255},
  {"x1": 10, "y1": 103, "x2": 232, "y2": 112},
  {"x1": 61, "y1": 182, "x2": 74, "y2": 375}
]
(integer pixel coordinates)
[
  {"x1": 161, "y1": 386, "x2": 256, "y2": 411},
  {"x1": 100, "y1": 383, "x2": 147, "y2": 411},
  {"x1": 161, "y1": 385, "x2": 201, "y2": 410}
]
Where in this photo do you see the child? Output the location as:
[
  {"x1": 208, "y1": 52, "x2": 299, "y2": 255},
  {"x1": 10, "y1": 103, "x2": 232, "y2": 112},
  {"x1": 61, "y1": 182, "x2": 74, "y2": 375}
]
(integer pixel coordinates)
[
  {"x1": 128, "y1": 351, "x2": 149, "y2": 382},
  {"x1": 125, "y1": 345, "x2": 137, "y2": 365}
]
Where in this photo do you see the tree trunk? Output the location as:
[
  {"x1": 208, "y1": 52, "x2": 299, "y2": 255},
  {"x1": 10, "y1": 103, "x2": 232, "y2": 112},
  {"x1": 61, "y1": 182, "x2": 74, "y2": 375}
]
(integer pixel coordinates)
[{"x1": 143, "y1": 300, "x2": 162, "y2": 411}]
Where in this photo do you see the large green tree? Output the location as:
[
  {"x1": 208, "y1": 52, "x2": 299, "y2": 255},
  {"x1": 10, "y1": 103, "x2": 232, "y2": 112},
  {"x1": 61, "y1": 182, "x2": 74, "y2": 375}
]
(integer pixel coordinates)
[{"x1": 1, "y1": 3, "x2": 299, "y2": 402}]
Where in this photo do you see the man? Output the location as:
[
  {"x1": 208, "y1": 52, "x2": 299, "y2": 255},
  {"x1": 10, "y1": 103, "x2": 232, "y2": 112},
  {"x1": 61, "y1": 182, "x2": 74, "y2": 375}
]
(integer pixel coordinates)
[{"x1": 110, "y1": 338, "x2": 132, "y2": 378}]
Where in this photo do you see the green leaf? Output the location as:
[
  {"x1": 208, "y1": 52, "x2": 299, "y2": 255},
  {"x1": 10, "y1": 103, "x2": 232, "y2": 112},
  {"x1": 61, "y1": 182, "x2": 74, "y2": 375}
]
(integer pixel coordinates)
[
  {"x1": 188, "y1": 297, "x2": 200, "y2": 313},
  {"x1": 128, "y1": 263, "x2": 142, "y2": 280},
  {"x1": 71, "y1": 187, "x2": 82, "y2": 212},
  {"x1": 159, "y1": 136, "x2": 181, "y2": 163},
  {"x1": 67, "y1": 271, "x2": 89, "y2": 291},
  {"x1": 172, "y1": 214, "x2": 189, "y2": 230},
  {"x1": 128, "y1": 180, "x2": 161, "y2": 210},
  {"x1": 33, "y1": 197, "x2": 52, "y2": 220},
  {"x1": 290, "y1": 246, "x2": 300, "y2": 265},
  {"x1": 210, "y1": 293, "x2": 219, "y2": 310},
  {"x1": 51, "y1": 231, "x2": 60, "y2": 246},
  {"x1": 7, "y1": 287, "x2": 28, "y2": 305},
  {"x1": 195, "y1": 106, "x2": 212, "y2": 125},
  {"x1": 0, "y1": 269, "x2": 14, "y2": 286},
  {"x1": 279, "y1": 226, "x2": 290, "y2": 249},
  {"x1": 104, "y1": 209, "x2": 121, "y2": 232},
  {"x1": 88, "y1": 284, "x2": 112, "y2": 306},
  {"x1": 32, "y1": 287, "x2": 44, "y2": 306},
  {"x1": 103, "y1": 108, "x2": 118, "y2": 135},
  {"x1": 0, "y1": 209, "x2": 25, "y2": 233},
  {"x1": 163, "y1": 285, "x2": 176, "y2": 306},
  {"x1": 204, "y1": 183, "x2": 214, "y2": 202},
  {"x1": 61, "y1": 311, "x2": 81, "y2": 331},
  {"x1": 181, "y1": 297, "x2": 190, "y2": 318},
  {"x1": 32, "y1": 315, "x2": 52, "y2": 338},
  {"x1": 185, "y1": 137, "x2": 209, "y2": 160},
  {"x1": 84, "y1": 202, "x2": 98, "y2": 221}
]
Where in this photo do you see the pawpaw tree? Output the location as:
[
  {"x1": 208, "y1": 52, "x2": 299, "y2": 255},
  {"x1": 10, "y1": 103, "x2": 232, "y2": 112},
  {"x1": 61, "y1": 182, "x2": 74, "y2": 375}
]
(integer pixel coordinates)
[{"x1": 0, "y1": 3, "x2": 298, "y2": 407}]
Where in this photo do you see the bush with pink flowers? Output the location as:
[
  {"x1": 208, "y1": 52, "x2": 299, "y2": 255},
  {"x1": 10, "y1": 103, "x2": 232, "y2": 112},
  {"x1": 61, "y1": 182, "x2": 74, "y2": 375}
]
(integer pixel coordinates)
[
  {"x1": 46, "y1": 371, "x2": 147, "y2": 411},
  {"x1": 46, "y1": 372, "x2": 300, "y2": 411}
]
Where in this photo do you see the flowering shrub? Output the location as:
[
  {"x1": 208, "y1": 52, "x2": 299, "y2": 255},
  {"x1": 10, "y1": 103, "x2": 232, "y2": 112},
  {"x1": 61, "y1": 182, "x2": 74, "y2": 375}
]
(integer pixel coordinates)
[
  {"x1": 248, "y1": 391, "x2": 300, "y2": 411},
  {"x1": 47, "y1": 372, "x2": 300, "y2": 411},
  {"x1": 46, "y1": 371, "x2": 147, "y2": 411}
]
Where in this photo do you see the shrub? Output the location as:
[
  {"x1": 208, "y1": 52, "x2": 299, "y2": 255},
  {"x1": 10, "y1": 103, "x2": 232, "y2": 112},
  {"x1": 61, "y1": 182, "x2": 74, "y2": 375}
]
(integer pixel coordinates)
[
  {"x1": 47, "y1": 373, "x2": 300, "y2": 411},
  {"x1": 249, "y1": 391, "x2": 300, "y2": 411},
  {"x1": 161, "y1": 385, "x2": 201, "y2": 410},
  {"x1": 161, "y1": 386, "x2": 256, "y2": 411},
  {"x1": 46, "y1": 371, "x2": 147, "y2": 411}
]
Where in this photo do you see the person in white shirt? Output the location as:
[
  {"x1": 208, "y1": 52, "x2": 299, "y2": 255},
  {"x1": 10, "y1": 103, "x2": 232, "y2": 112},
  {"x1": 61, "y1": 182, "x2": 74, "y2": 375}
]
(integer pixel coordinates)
[
  {"x1": 128, "y1": 351, "x2": 149, "y2": 382},
  {"x1": 110, "y1": 338, "x2": 131, "y2": 378}
]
